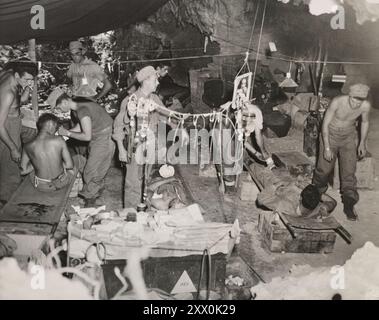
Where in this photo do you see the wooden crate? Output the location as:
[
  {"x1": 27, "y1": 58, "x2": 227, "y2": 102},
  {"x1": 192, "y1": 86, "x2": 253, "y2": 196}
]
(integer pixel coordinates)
[
  {"x1": 333, "y1": 157, "x2": 375, "y2": 190},
  {"x1": 258, "y1": 211, "x2": 336, "y2": 254}
]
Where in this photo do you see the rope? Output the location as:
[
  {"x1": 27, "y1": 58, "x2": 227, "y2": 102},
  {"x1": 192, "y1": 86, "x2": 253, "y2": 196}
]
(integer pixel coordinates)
[
  {"x1": 251, "y1": 0, "x2": 268, "y2": 99},
  {"x1": 10, "y1": 51, "x2": 377, "y2": 67},
  {"x1": 247, "y1": 1, "x2": 261, "y2": 53},
  {"x1": 39, "y1": 46, "x2": 207, "y2": 54},
  {"x1": 111, "y1": 266, "x2": 129, "y2": 299},
  {"x1": 235, "y1": 1, "x2": 260, "y2": 76},
  {"x1": 118, "y1": 52, "x2": 244, "y2": 64}
]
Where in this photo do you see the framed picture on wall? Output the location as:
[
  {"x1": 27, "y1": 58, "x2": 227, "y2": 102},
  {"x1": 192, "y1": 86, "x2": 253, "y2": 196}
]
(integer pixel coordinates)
[{"x1": 232, "y1": 72, "x2": 252, "y2": 109}]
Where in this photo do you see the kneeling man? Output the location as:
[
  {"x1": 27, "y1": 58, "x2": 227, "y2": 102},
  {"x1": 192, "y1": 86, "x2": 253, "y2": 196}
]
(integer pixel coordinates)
[{"x1": 20, "y1": 113, "x2": 74, "y2": 192}]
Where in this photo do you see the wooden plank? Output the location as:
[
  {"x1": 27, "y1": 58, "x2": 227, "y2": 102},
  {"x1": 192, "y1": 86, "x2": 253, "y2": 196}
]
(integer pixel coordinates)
[
  {"x1": 0, "y1": 222, "x2": 52, "y2": 235},
  {"x1": 258, "y1": 211, "x2": 337, "y2": 254},
  {"x1": 279, "y1": 213, "x2": 340, "y2": 230}
]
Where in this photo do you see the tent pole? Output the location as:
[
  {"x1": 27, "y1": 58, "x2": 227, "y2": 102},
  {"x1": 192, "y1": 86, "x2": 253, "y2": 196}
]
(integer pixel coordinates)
[{"x1": 28, "y1": 39, "x2": 38, "y2": 119}]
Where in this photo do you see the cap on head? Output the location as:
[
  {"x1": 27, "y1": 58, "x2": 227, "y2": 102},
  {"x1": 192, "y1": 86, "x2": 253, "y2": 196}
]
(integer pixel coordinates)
[
  {"x1": 69, "y1": 41, "x2": 84, "y2": 52},
  {"x1": 349, "y1": 83, "x2": 369, "y2": 99},
  {"x1": 136, "y1": 66, "x2": 156, "y2": 83}
]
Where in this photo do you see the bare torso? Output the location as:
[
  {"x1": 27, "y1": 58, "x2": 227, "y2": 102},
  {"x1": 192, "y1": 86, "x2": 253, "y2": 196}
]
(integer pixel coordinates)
[
  {"x1": 0, "y1": 71, "x2": 21, "y2": 117},
  {"x1": 329, "y1": 95, "x2": 369, "y2": 129},
  {"x1": 25, "y1": 136, "x2": 65, "y2": 180}
]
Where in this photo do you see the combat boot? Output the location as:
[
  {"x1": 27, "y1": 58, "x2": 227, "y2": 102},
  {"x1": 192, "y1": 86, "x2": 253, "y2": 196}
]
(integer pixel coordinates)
[{"x1": 343, "y1": 197, "x2": 358, "y2": 221}]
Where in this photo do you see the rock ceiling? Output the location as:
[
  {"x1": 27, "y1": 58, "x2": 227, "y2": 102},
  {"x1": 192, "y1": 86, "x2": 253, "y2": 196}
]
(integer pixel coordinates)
[{"x1": 278, "y1": 0, "x2": 379, "y2": 24}]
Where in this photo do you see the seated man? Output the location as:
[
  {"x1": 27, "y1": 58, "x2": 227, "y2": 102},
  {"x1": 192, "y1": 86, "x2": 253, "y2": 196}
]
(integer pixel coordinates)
[{"x1": 20, "y1": 113, "x2": 75, "y2": 192}]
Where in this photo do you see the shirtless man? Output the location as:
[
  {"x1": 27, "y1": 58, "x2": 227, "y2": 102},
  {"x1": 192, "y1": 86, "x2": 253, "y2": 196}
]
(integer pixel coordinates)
[
  {"x1": 20, "y1": 113, "x2": 74, "y2": 192},
  {"x1": 313, "y1": 83, "x2": 371, "y2": 221},
  {"x1": 0, "y1": 59, "x2": 38, "y2": 204}
]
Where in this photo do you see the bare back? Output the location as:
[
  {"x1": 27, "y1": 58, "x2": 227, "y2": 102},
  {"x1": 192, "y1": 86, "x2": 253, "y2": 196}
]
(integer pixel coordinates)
[{"x1": 25, "y1": 136, "x2": 65, "y2": 179}]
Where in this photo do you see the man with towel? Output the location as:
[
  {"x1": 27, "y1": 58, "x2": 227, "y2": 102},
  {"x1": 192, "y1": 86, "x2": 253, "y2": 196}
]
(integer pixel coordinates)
[{"x1": 313, "y1": 83, "x2": 371, "y2": 221}]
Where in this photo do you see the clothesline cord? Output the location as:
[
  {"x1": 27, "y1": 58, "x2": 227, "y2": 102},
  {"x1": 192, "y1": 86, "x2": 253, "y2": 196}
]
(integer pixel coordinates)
[
  {"x1": 234, "y1": 0, "x2": 260, "y2": 76},
  {"x1": 251, "y1": 0, "x2": 268, "y2": 99},
  {"x1": 247, "y1": 1, "x2": 261, "y2": 55},
  {"x1": 9, "y1": 51, "x2": 377, "y2": 67},
  {"x1": 39, "y1": 47, "x2": 207, "y2": 54}
]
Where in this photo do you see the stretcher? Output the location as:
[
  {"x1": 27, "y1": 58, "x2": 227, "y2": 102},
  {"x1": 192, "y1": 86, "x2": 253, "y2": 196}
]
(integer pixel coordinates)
[
  {"x1": 244, "y1": 153, "x2": 352, "y2": 252},
  {"x1": 276, "y1": 212, "x2": 352, "y2": 244},
  {"x1": 0, "y1": 168, "x2": 77, "y2": 257}
]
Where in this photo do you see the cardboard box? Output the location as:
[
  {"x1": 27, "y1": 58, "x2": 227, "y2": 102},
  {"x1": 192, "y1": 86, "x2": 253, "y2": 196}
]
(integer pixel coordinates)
[{"x1": 101, "y1": 253, "x2": 227, "y2": 298}]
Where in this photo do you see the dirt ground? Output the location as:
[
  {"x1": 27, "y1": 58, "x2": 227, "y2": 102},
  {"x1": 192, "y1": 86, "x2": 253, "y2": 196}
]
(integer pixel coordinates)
[{"x1": 62, "y1": 107, "x2": 379, "y2": 298}]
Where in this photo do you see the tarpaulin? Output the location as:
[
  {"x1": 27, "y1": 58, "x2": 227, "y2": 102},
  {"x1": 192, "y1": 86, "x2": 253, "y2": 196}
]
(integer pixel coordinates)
[{"x1": 0, "y1": 0, "x2": 168, "y2": 44}]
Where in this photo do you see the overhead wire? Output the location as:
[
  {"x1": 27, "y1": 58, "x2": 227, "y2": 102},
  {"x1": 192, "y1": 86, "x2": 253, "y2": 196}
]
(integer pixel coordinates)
[
  {"x1": 9, "y1": 49, "x2": 377, "y2": 67},
  {"x1": 251, "y1": 0, "x2": 268, "y2": 99}
]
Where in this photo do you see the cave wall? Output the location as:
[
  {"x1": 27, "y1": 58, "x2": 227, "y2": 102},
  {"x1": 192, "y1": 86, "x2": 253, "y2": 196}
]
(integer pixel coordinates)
[{"x1": 114, "y1": 0, "x2": 379, "y2": 101}]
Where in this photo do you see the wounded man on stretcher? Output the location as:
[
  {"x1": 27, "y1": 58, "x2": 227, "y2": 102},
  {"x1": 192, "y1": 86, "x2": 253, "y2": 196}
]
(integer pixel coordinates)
[
  {"x1": 254, "y1": 164, "x2": 337, "y2": 220},
  {"x1": 20, "y1": 113, "x2": 75, "y2": 192}
]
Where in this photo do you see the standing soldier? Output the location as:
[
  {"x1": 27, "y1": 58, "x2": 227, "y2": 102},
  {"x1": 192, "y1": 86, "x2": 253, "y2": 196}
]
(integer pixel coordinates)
[
  {"x1": 0, "y1": 59, "x2": 38, "y2": 205},
  {"x1": 313, "y1": 83, "x2": 371, "y2": 221}
]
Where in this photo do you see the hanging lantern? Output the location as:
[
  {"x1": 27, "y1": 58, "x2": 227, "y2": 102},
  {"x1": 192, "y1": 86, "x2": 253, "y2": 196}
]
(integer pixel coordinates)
[{"x1": 279, "y1": 72, "x2": 298, "y2": 97}]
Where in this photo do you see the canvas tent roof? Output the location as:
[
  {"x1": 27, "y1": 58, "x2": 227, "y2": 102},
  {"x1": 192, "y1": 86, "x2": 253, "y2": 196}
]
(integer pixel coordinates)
[{"x1": 0, "y1": 0, "x2": 168, "y2": 44}]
